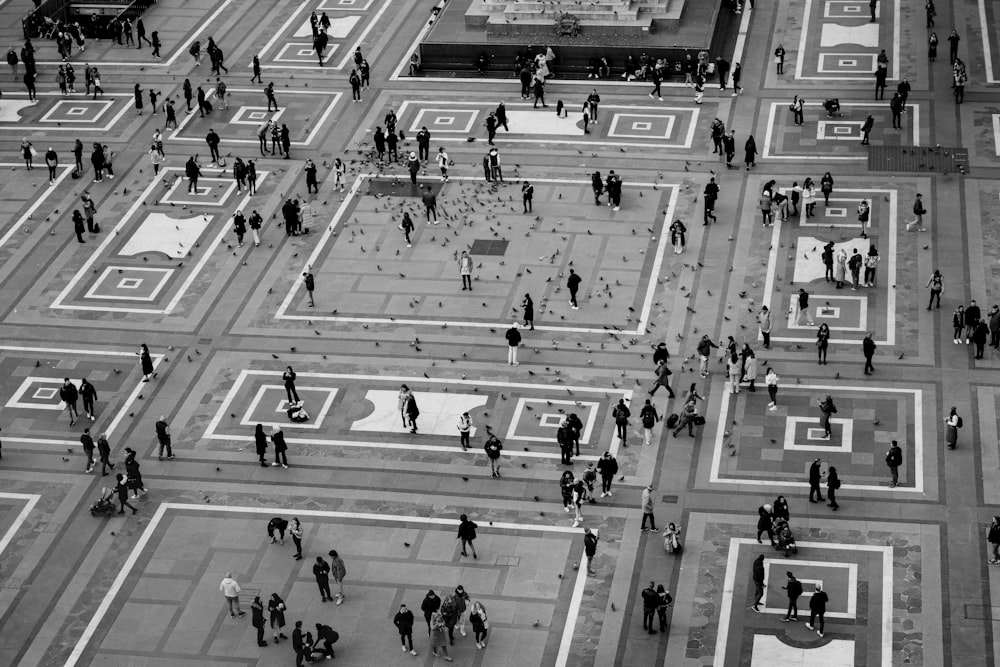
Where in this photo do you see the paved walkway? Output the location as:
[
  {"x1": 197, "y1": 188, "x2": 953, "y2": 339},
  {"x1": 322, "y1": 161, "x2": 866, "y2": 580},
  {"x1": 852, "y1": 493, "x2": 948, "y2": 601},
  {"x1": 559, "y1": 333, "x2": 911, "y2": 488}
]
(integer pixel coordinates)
[{"x1": 0, "y1": 0, "x2": 995, "y2": 665}]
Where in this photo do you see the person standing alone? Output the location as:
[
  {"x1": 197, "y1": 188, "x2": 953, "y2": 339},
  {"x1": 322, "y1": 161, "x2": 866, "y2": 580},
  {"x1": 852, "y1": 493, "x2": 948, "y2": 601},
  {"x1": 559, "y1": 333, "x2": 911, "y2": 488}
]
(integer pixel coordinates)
[
  {"x1": 505, "y1": 322, "x2": 521, "y2": 366},
  {"x1": 885, "y1": 440, "x2": 902, "y2": 487},
  {"x1": 640, "y1": 484, "x2": 659, "y2": 532}
]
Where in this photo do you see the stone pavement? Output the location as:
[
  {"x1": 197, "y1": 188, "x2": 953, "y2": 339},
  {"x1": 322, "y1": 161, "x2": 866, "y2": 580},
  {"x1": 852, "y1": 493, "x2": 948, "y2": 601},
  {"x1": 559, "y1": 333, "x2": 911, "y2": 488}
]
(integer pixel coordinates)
[{"x1": 0, "y1": 0, "x2": 996, "y2": 665}]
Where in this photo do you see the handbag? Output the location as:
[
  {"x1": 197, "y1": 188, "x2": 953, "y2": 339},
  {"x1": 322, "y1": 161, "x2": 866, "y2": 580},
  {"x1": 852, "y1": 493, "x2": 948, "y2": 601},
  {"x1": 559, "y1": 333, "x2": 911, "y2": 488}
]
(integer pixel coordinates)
[{"x1": 693, "y1": 415, "x2": 706, "y2": 426}]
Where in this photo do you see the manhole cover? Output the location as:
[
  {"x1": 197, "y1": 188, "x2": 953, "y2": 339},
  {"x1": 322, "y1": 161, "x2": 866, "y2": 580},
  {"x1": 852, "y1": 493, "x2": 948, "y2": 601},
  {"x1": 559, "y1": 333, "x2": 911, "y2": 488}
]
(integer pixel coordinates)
[{"x1": 470, "y1": 239, "x2": 508, "y2": 256}]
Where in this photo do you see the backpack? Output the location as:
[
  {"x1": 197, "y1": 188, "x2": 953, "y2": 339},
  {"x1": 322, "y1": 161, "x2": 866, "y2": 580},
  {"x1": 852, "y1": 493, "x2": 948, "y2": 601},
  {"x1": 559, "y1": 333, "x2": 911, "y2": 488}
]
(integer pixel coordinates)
[
  {"x1": 642, "y1": 411, "x2": 655, "y2": 429},
  {"x1": 614, "y1": 406, "x2": 627, "y2": 425},
  {"x1": 956, "y1": 416, "x2": 963, "y2": 428}
]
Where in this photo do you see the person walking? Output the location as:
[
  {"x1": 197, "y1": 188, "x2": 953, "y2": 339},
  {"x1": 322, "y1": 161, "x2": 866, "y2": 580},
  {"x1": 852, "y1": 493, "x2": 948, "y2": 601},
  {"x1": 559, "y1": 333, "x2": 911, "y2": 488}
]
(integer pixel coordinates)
[
  {"x1": 796, "y1": 288, "x2": 816, "y2": 326},
  {"x1": 312, "y1": 556, "x2": 332, "y2": 602},
  {"x1": 826, "y1": 466, "x2": 841, "y2": 510},
  {"x1": 750, "y1": 554, "x2": 765, "y2": 612},
  {"x1": 583, "y1": 527, "x2": 599, "y2": 573},
  {"x1": 122, "y1": 447, "x2": 147, "y2": 498},
  {"x1": 640, "y1": 484, "x2": 659, "y2": 532},
  {"x1": 764, "y1": 367, "x2": 780, "y2": 410},
  {"x1": 863, "y1": 332, "x2": 877, "y2": 374},
  {"x1": 268, "y1": 594, "x2": 287, "y2": 643},
  {"x1": 469, "y1": 600, "x2": 489, "y2": 649},
  {"x1": 96, "y1": 432, "x2": 114, "y2": 475},
  {"x1": 640, "y1": 399, "x2": 660, "y2": 446},
  {"x1": 944, "y1": 406, "x2": 961, "y2": 449},
  {"x1": 154, "y1": 415, "x2": 174, "y2": 460},
  {"x1": 597, "y1": 451, "x2": 618, "y2": 497},
  {"x1": 421, "y1": 590, "x2": 442, "y2": 635},
  {"x1": 640, "y1": 581, "x2": 660, "y2": 634},
  {"x1": 328, "y1": 549, "x2": 346, "y2": 604},
  {"x1": 60, "y1": 378, "x2": 80, "y2": 426},
  {"x1": 744, "y1": 134, "x2": 757, "y2": 171},
  {"x1": 989, "y1": 304, "x2": 1000, "y2": 349},
  {"x1": 806, "y1": 584, "x2": 829, "y2": 636},
  {"x1": 457, "y1": 514, "x2": 478, "y2": 558},
  {"x1": 80, "y1": 428, "x2": 96, "y2": 472},
  {"x1": 612, "y1": 398, "x2": 630, "y2": 445},
  {"x1": 988, "y1": 517, "x2": 1000, "y2": 565},
  {"x1": 781, "y1": 572, "x2": 803, "y2": 621},
  {"x1": 456, "y1": 412, "x2": 473, "y2": 451},
  {"x1": 452, "y1": 586, "x2": 470, "y2": 637},
  {"x1": 219, "y1": 573, "x2": 245, "y2": 617},
  {"x1": 566, "y1": 268, "x2": 583, "y2": 309},
  {"x1": 886, "y1": 440, "x2": 902, "y2": 487},
  {"x1": 114, "y1": 473, "x2": 138, "y2": 514},
  {"x1": 78, "y1": 377, "x2": 97, "y2": 421},
  {"x1": 394, "y1": 603, "x2": 418, "y2": 655},
  {"x1": 302, "y1": 271, "x2": 315, "y2": 307}
]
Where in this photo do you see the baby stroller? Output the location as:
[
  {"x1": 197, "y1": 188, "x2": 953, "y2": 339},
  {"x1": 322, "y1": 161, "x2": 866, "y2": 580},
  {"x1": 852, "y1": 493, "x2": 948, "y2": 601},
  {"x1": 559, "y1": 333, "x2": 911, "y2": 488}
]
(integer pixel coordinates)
[
  {"x1": 90, "y1": 488, "x2": 116, "y2": 517},
  {"x1": 823, "y1": 98, "x2": 841, "y2": 118},
  {"x1": 773, "y1": 519, "x2": 798, "y2": 557}
]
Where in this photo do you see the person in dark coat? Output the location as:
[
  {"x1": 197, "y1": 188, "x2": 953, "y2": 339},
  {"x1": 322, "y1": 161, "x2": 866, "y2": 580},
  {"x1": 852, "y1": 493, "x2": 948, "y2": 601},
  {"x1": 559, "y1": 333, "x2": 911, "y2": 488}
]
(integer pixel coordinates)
[
  {"x1": 404, "y1": 390, "x2": 420, "y2": 433},
  {"x1": 254, "y1": 423, "x2": 268, "y2": 467},
  {"x1": 268, "y1": 594, "x2": 288, "y2": 643},
  {"x1": 313, "y1": 556, "x2": 332, "y2": 602},
  {"x1": 421, "y1": 590, "x2": 441, "y2": 635},
  {"x1": 863, "y1": 332, "x2": 877, "y2": 373},
  {"x1": 97, "y1": 432, "x2": 115, "y2": 475},
  {"x1": 773, "y1": 495, "x2": 790, "y2": 521},
  {"x1": 291, "y1": 620, "x2": 306, "y2": 667},
  {"x1": 807, "y1": 584, "x2": 829, "y2": 636},
  {"x1": 114, "y1": 473, "x2": 137, "y2": 514},
  {"x1": 521, "y1": 293, "x2": 534, "y2": 329},
  {"x1": 808, "y1": 458, "x2": 824, "y2": 502},
  {"x1": 80, "y1": 378, "x2": 98, "y2": 420},
  {"x1": 782, "y1": 572, "x2": 803, "y2": 621},
  {"x1": 72, "y1": 210, "x2": 85, "y2": 243},
  {"x1": 282, "y1": 366, "x2": 299, "y2": 403},
  {"x1": 80, "y1": 428, "x2": 96, "y2": 472},
  {"x1": 826, "y1": 466, "x2": 841, "y2": 510},
  {"x1": 744, "y1": 135, "x2": 757, "y2": 170},
  {"x1": 314, "y1": 623, "x2": 338, "y2": 658},
  {"x1": 124, "y1": 447, "x2": 146, "y2": 497},
  {"x1": 394, "y1": 603, "x2": 417, "y2": 655},
  {"x1": 886, "y1": 440, "x2": 902, "y2": 487},
  {"x1": 267, "y1": 516, "x2": 288, "y2": 543},
  {"x1": 756, "y1": 504, "x2": 776, "y2": 546},
  {"x1": 457, "y1": 513, "x2": 478, "y2": 558},
  {"x1": 597, "y1": 451, "x2": 618, "y2": 497},
  {"x1": 251, "y1": 596, "x2": 267, "y2": 646},
  {"x1": 271, "y1": 425, "x2": 288, "y2": 467}
]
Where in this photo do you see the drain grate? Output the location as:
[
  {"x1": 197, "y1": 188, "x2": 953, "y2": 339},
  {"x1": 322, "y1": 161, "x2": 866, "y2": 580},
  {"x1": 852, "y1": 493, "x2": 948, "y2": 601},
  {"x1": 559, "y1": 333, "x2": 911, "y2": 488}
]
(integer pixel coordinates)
[
  {"x1": 494, "y1": 555, "x2": 521, "y2": 566},
  {"x1": 469, "y1": 239, "x2": 509, "y2": 256},
  {"x1": 867, "y1": 145, "x2": 968, "y2": 174}
]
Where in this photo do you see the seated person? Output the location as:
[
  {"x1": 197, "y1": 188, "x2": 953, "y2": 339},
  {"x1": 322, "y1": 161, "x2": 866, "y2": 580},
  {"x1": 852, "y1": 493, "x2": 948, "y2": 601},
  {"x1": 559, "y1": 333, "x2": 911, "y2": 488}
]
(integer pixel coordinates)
[
  {"x1": 824, "y1": 98, "x2": 840, "y2": 117},
  {"x1": 408, "y1": 52, "x2": 421, "y2": 76},
  {"x1": 598, "y1": 56, "x2": 611, "y2": 79},
  {"x1": 287, "y1": 401, "x2": 310, "y2": 423},
  {"x1": 586, "y1": 57, "x2": 598, "y2": 79}
]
